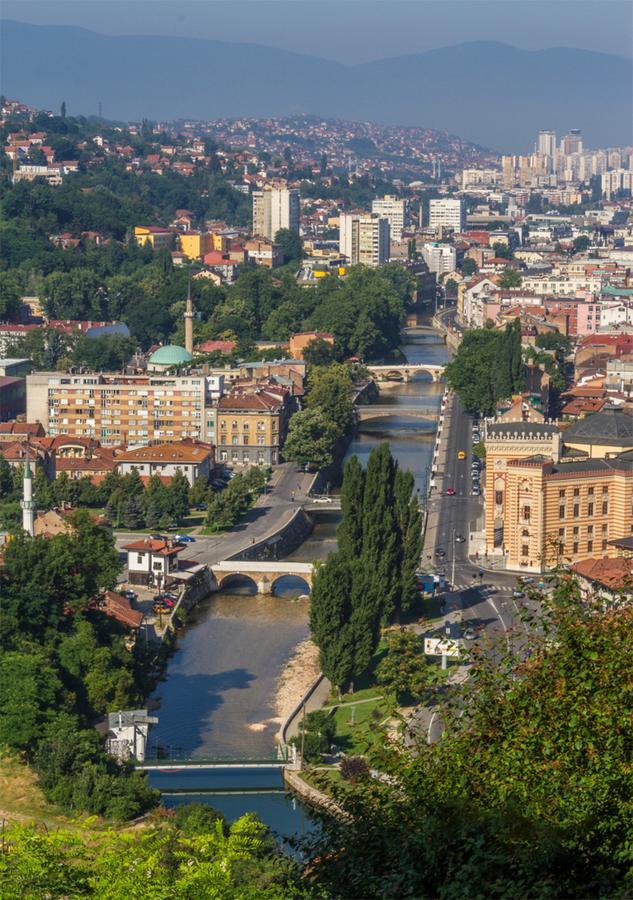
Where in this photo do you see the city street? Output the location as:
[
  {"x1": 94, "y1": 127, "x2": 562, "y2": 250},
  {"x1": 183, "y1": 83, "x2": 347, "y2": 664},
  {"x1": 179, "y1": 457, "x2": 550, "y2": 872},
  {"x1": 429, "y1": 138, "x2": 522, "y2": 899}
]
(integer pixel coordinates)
[{"x1": 115, "y1": 462, "x2": 317, "y2": 568}]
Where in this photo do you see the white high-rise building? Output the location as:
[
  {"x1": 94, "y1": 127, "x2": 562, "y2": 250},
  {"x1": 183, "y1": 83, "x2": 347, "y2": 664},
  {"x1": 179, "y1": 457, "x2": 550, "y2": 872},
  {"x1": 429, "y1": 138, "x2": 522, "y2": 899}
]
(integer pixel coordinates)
[
  {"x1": 537, "y1": 130, "x2": 557, "y2": 174},
  {"x1": 422, "y1": 243, "x2": 456, "y2": 276},
  {"x1": 602, "y1": 169, "x2": 633, "y2": 200},
  {"x1": 339, "y1": 213, "x2": 390, "y2": 267},
  {"x1": 428, "y1": 199, "x2": 466, "y2": 234},
  {"x1": 252, "y1": 185, "x2": 300, "y2": 240},
  {"x1": 371, "y1": 195, "x2": 406, "y2": 241}
]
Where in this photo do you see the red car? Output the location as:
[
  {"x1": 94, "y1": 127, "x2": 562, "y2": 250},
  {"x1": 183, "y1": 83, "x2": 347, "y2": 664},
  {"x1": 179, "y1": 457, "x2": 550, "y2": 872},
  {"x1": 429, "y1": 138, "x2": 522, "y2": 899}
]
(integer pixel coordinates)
[{"x1": 446, "y1": 488, "x2": 456, "y2": 496}]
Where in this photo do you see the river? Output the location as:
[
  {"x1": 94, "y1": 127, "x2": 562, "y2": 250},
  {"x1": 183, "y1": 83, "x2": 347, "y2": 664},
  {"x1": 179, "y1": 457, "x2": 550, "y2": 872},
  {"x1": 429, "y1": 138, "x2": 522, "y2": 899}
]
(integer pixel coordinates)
[{"x1": 148, "y1": 327, "x2": 448, "y2": 843}]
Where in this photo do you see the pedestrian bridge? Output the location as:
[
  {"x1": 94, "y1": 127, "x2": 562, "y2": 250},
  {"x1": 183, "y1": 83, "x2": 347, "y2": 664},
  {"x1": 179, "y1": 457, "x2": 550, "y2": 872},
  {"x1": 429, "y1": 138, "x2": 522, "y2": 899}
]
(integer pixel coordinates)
[
  {"x1": 356, "y1": 405, "x2": 439, "y2": 422},
  {"x1": 211, "y1": 560, "x2": 314, "y2": 595},
  {"x1": 365, "y1": 363, "x2": 445, "y2": 383}
]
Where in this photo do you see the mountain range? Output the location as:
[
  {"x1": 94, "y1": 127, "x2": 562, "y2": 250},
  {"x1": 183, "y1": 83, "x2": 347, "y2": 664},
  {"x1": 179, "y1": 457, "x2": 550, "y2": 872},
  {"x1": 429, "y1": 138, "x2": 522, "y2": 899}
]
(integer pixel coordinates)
[{"x1": 2, "y1": 20, "x2": 631, "y2": 151}]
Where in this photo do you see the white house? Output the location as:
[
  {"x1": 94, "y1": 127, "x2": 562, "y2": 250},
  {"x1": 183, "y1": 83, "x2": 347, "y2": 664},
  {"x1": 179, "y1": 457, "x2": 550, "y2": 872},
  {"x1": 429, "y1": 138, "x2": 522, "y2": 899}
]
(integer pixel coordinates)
[
  {"x1": 122, "y1": 537, "x2": 186, "y2": 587},
  {"x1": 105, "y1": 709, "x2": 158, "y2": 762}
]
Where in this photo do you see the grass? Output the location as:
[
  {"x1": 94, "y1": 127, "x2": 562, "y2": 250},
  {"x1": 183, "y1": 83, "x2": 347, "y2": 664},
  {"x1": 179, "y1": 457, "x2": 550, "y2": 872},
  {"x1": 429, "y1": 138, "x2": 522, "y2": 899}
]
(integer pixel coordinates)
[
  {"x1": 0, "y1": 754, "x2": 82, "y2": 829},
  {"x1": 332, "y1": 696, "x2": 392, "y2": 755}
]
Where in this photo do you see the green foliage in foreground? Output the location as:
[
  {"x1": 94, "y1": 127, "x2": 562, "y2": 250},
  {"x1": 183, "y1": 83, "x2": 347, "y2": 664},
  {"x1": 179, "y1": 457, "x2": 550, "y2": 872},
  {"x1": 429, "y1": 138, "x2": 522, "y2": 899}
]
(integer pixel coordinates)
[
  {"x1": 0, "y1": 812, "x2": 310, "y2": 899},
  {"x1": 306, "y1": 579, "x2": 633, "y2": 898}
]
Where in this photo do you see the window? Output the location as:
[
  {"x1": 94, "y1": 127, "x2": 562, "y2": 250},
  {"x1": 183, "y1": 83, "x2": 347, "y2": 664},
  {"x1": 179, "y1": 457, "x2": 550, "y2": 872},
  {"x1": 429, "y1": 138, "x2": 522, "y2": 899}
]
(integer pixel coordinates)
[
  {"x1": 587, "y1": 540, "x2": 593, "y2": 552},
  {"x1": 602, "y1": 523, "x2": 608, "y2": 535},
  {"x1": 521, "y1": 545, "x2": 529, "y2": 557},
  {"x1": 573, "y1": 504, "x2": 579, "y2": 518},
  {"x1": 573, "y1": 526, "x2": 579, "y2": 536},
  {"x1": 573, "y1": 542, "x2": 578, "y2": 554},
  {"x1": 588, "y1": 502, "x2": 594, "y2": 516},
  {"x1": 243, "y1": 422, "x2": 249, "y2": 430},
  {"x1": 137, "y1": 554, "x2": 143, "y2": 564},
  {"x1": 559, "y1": 505, "x2": 565, "y2": 519},
  {"x1": 231, "y1": 436, "x2": 238, "y2": 445},
  {"x1": 573, "y1": 488, "x2": 580, "y2": 497},
  {"x1": 602, "y1": 540, "x2": 608, "y2": 550},
  {"x1": 243, "y1": 436, "x2": 249, "y2": 445},
  {"x1": 521, "y1": 528, "x2": 529, "y2": 537},
  {"x1": 232, "y1": 420, "x2": 238, "y2": 430},
  {"x1": 588, "y1": 487, "x2": 594, "y2": 496},
  {"x1": 558, "y1": 528, "x2": 564, "y2": 537},
  {"x1": 257, "y1": 436, "x2": 265, "y2": 445},
  {"x1": 559, "y1": 489, "x2": 565, "y2": 498},
  {"x1": 495, "y1": 490, "x2": 503, "y2": 506},
  {"x1": 602, "y1": 486, "x2": 609, "y2": 494},
  {"x1": 602, "y1": 502, "x2": 608, "y2": 515},
  {"x1": 588, "y1": 524, "x2": 593, "y2": 535},
  {"x1": 521, "y1": 505, "x2": 531, "y2": 523}
]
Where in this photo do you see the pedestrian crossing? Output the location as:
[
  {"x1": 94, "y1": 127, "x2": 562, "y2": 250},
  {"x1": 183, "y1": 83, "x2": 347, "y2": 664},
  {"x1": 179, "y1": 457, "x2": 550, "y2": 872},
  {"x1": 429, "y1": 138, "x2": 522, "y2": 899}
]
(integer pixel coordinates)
[{"x1": 449, "y1": 583, "x2": 515, "y2": 594}]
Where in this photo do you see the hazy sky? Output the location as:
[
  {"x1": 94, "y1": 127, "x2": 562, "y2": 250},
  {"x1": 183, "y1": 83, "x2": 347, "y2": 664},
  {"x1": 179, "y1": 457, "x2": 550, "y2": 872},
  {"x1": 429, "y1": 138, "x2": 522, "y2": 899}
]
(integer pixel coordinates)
[{"x1": 3, "y1": 0, "x2": 631, "y2": 63}]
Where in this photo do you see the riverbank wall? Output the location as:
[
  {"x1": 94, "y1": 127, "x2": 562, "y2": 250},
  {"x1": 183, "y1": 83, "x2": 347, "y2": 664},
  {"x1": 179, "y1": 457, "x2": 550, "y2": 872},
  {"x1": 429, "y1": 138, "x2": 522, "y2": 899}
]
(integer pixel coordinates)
[{"x1": 228, "y1": 507, "x2": 315, "y2": 563}]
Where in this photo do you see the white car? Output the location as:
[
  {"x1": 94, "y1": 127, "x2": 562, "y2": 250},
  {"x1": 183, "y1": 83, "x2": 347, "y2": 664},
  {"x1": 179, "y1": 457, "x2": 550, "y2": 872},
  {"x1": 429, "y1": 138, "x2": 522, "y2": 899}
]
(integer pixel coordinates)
[{"x1": 312, "y1": 496, "x2": 334, "y2": 504}]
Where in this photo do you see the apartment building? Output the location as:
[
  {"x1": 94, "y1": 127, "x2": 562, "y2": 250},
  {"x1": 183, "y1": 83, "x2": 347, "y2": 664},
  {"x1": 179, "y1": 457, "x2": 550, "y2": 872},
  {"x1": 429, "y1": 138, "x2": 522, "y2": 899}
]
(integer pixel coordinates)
[
  {"x1": 133, "y1": 225, "x2": 174, "y2": 250},
  {"x1": 252, "y1": 185, "x2": 300, "y2": 240},
  {"x1": 116, "y1": 440, "x2": 215, "y2": 486},
  {"x1": 339, "y1": 213, "x2": 390, "y2": 267},
  {"x1": 421, "y1": 242, "x2": 456, "y2": 276},
  {"x1": 428, "y1": 198, "x2": 466, "y2": 233},
  {"x1": 371, "y1": 195, "x2": 406, "y2": 241},
  {"x1": 26, "y1": 372, "x2": 217, "y2": 447},
  {"x1": 215, "y1": 386, "x2": 294, "y2": 467},
  {"x1": 484, "y1": 410, "x2": 633, "y2": 572}
]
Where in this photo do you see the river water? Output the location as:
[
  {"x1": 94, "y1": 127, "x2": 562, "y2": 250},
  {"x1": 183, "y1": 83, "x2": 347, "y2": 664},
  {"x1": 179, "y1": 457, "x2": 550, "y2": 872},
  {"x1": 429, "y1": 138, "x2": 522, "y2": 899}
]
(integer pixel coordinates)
[{"x1": 148, "y1": 328, "x2": 448, "y2": 842}]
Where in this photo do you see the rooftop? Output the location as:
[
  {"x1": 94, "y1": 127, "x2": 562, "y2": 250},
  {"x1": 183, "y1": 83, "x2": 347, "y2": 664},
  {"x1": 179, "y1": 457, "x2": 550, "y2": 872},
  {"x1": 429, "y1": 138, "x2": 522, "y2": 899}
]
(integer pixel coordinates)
[
  {"x1": 148, "y1": 344, "x2": 193, "y2": 366},
  {"x1": 563, "y1": 407, "x2": 633, "y2": 445},
  {"x1": 572, "y1": 556, "x2": 633, "y2": 591},
  {"x1": 117, "y1": 441, "x2": 213, "y2": 463}
]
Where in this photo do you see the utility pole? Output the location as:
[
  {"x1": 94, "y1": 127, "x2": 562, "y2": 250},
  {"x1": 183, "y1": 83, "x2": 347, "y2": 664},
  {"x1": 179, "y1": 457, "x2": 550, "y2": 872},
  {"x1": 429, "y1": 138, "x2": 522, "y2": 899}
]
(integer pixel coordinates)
[{"x1": 451, "y1": 528, "x2": 456, "y2": 588}]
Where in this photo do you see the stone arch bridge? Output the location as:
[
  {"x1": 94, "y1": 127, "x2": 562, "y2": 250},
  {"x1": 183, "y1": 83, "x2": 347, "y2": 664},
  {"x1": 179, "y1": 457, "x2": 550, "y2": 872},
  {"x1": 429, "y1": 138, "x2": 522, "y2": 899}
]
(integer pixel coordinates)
[
  {"x1": 211, "y1": 560, "x2": 314, "y2": 595},
  {"x1": 356, "y1": 405, "x2": 439, "y2": 422},
  {"x1": 365, "y1": 363, "x2": 445, "y2": 383}
]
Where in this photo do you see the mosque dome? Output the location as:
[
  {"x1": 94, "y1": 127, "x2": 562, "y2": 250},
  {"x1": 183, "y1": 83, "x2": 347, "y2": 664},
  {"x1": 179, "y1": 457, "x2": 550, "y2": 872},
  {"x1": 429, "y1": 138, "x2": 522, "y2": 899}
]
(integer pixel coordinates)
[{"x1": 148, "y1": 344, "x2": 193, "y2": 367}]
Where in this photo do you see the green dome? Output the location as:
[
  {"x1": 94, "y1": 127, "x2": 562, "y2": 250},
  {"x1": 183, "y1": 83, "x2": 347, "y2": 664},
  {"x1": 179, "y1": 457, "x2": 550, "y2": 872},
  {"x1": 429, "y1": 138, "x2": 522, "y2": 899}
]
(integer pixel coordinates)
[{"x1": 149, "y1": 344, "x2": 193, "y2": 366}]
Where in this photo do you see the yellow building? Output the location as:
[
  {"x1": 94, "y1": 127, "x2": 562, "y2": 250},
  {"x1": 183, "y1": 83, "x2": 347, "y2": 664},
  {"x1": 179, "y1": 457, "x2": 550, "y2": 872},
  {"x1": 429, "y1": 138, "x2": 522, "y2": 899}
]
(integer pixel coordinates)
[
  {"x1": 484, "y1": 410, "x2": 633, "y2": 572},
  {"x1": 215, "y1": 387, "x2": 294, "y2": 467},
  {"x1": 179, "y1": 232, "x2": 214, "y2": 261},
  {"x1": 133, "y1": 225, "x2": 174, "y2": 250}
]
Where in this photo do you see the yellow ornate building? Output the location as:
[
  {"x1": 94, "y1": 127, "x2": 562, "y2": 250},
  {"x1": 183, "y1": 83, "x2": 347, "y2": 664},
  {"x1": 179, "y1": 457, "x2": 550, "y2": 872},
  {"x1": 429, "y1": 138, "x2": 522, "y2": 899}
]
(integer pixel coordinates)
[{"x1": 484, "y1": 409, "x2": 633, "y2": 572}]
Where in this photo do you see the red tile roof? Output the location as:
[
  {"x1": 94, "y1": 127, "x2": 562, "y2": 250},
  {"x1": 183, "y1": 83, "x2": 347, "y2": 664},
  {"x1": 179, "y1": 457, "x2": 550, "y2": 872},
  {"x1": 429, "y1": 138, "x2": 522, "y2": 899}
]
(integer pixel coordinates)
[
  {"x1": 572, "y1": 557, "x2": 633, "y2": 591},
  {"x1": 122, "y1": 538, "x2": 184, "y2": 556}
]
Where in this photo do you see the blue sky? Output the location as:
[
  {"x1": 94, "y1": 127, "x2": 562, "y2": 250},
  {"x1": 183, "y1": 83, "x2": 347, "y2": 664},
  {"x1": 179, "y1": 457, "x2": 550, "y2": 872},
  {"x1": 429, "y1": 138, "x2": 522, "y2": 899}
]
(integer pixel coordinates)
[{"x1": 3, "y1": 0, "x2": 631, "y2": 63}]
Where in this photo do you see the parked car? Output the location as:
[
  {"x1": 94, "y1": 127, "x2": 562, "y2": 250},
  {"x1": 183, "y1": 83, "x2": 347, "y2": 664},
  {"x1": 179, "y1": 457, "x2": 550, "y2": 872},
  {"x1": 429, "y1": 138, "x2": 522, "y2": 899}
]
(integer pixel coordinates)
[
  {"x1": 472, "y1": 486, "x2": 480, "y2": 496},
  {"x1": 513, "y1": 590, "x2": 526, "y2": 599},
  {"x1": 312, "y1": 496, "x2": 334, "y2": 504},
  {"x1": 446, "y1": 487, "x2": 456, "y2": 496},
  {"x1": 455, "y1": 534, "x2": 465, "y2": 543},
  {"x1": 457, "y1": 451, "x2": 466, "y2": 460},
  {"x1": 435, "y1": 547, "x2": 446, "y2": 558},
  {"x1": 149, "y1": 534, "x2": 165, "y2": 541},
  {"x1": 174, "y1": 534, "x2": 195, "y2": 543},
  {"x1": 152, "y1": 602, "x2": 170, "y2": 615},
  {"x1": 463, "y1": 627, "x2": 476, "y2": 641},
  {"x1": 122, "y1": 589, "x2": 137, "y2": 602},
  {"x1": 153, "y1": 595, "x2": 175, "y2": 607}
]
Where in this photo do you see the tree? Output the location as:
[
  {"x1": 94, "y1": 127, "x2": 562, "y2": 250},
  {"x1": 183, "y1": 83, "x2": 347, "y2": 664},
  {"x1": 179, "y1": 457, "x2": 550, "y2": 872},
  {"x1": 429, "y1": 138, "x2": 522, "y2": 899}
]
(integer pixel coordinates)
[
  {"x1": 168, "y1": 470, "x2": 190, "y2": 524},
  {"x1": 394, "y1": 469, "x2": 422, "y2": 616},
  {"x1": 492, "y1": 241, "x2": 512, "y2": 259},
  {"x1": 309, "y1": 554, "x2": 355, "y2": 693},
  {"x1": 362, "y1": 444, "x2": 399, "y2": 622},
  {"x1": 305, "y1": 363, "x2": 354, "y2": 436},
  {"x1": 303, "y1": 337, "x2": 336, "y2": 366},
  {"x1": 337, "y1": 456, "x2": 365, "y2": 558},
  {"x1": 282, "y1": 407, "x2": 339, "y2": 471},
  {"x1": 0, "y1": 651, "x2": 62, "y2": 750},
  {"x1": 309, "y1": 582, "x2": 633, "y2": 898},
  {"x1": 498, "y1": 267, "x2": 522, "y2": 288},
  {"x1": 461, "y1": 257, "x2": 477, "y2": 276},
  {"x1": 274, "y1": 228, "x2": 302, "y2": 264},
  {"x1": 376, "y1": 631, "x2": 439, "y2": 702},
  {"x1": 122, "y1": 494, "x2": 144, "y2": 530}
]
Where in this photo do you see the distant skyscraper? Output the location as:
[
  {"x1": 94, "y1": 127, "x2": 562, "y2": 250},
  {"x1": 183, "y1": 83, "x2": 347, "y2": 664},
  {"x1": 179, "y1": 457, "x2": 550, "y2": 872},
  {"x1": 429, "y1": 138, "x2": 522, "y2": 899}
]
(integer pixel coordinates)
[
  {"x1": 428, "y1": 199, "x2": 466, "y2": 233},
  {"x1": 538, "y1": 130, "x2": 557, "y2": 158},
  {"x1": 252, "y1": 184, "x2": 300, "y2": 240},
  {"x1": 561, "y1": 129, "x2": 583, "y2": 156},
  {"x1": 371, "y1": 195, "x2": 406, "y2": 241},
  {"x1": 339, "y1": 213, "x2": 390, "y2": 267}
]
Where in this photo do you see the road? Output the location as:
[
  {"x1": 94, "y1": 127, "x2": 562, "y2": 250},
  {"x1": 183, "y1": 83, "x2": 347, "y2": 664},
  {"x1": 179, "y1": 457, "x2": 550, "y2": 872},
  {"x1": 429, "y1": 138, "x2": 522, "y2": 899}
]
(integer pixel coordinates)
[
  {"x1": 415, "y1": 392, "x2": 540, "y2": 743},
  {"x1": 115, "y1": 462, "x2": 317, "y2": 568}
]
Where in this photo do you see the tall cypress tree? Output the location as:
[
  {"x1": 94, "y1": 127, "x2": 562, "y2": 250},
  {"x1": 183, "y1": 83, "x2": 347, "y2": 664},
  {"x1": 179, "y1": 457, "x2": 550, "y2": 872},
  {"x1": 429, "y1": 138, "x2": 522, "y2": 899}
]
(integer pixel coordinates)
[
  {"x1": 394, "y1": 468, "x2": 422, "y2": 618},
  {"x1": 510, "y1": 317, "x2": 524, "y2": 391},
  {"x1": 337, "y1": 456, "x2": 365, "y2": 558},
  {"x1": 362, "y1": 443, "x2": 399, "y2": 622},
  {"x1": 309, "y1": 553, "x2": 355, "y2": 693},
  {"x1": 349, "y1": 559, "x2": 382, "y2": 679}
]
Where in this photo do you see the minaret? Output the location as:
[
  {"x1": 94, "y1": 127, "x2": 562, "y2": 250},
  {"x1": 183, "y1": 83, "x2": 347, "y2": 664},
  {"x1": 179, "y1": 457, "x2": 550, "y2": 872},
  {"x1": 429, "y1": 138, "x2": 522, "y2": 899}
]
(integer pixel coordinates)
[
  {"x1": 184, "y1": 280, "x2": 194, "y2": 356},
  {"x1": 21, "y1": 459, "x2": 35, "y2": 537}
]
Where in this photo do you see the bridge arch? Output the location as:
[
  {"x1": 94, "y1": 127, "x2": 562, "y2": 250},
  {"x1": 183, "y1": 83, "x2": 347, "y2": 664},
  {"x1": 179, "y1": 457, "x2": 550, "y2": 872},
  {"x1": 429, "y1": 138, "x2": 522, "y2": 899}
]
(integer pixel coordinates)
[
  {"x1": 217, "y1": 573, "x2": 258, "y2": 594},
  {"x1": 271, "y1": 574, "x2": 311, "y2": 596}
]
